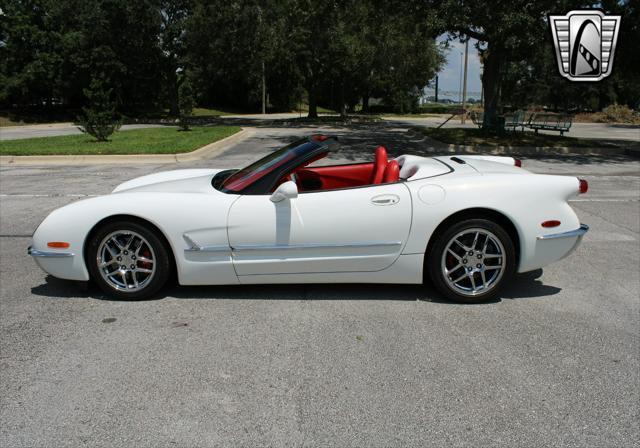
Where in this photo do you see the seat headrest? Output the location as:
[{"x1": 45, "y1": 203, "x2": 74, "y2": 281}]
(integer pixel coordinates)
[
  {"x1": 371, "y1": 146, "x2": 389, "y2": 184},
  {"x1": 383, "y1": 160, "x2": 400, "y2": 183}
]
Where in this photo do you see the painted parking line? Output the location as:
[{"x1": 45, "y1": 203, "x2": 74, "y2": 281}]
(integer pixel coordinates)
[
  {"x1": 0, "y1": 194, "x2": 100, "y2": 197},
  {"x1": 569, "y1": 198, "x2": 639, "y2": 202}
]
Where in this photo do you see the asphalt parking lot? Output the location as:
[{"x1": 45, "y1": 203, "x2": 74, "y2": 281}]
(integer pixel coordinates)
[{"x1": 1, "y1": 124, "x2": 639, "y2": 447}]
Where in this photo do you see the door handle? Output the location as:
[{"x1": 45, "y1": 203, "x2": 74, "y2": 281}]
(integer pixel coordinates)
[{"x1": 371, "y1": 194, "x2": 400, "y2": 205}]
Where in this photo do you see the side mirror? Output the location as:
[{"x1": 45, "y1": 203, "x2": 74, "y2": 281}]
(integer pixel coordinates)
[{"x1": 270, "y1": 180, "x2": 298, "y2": 203}]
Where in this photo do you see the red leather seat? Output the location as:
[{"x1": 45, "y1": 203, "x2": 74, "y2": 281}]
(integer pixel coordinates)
[
  {"x1": 370, "y1": 146, "x2": 388, "y2": 184},
  {"x1": 383, "y1": 160, "x2": 400, "y2": 183}
]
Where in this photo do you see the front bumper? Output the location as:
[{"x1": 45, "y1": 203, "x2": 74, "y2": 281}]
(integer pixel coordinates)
[
  {"x1": 27, "y1": 245, "x2": 89, "y2": 281},
  {"x1": 27, "y1": 246, "x2": 75, "y2": 258}
]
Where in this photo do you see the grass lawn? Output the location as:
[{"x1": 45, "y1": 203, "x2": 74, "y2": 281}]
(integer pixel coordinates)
[
  {"x1": 191, "y1": 107, "x2": 241, "y2": 117},
  {"x1": 0, "y1": 126, "x2": 241, "y2": 156},
  {"x1": 285, "y1": 114, "x2": 382, "y2": 123},
  {"x1": 0, "y1": 116, "x2": 28, "y2": 127},
  {"x1": 383, "y1": 113, "x2": 445, "y2": 118},
  {"x1": 422, "y1": 127, "x2": 623, "y2": 148}
]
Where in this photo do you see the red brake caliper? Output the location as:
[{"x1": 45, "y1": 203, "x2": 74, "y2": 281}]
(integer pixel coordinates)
[
  {"x1": 446, "y1": 253, "x2": 455, "y2": 277},
  {"x1": 140, "y1": 248, "x2": 152, "y2": 270}
]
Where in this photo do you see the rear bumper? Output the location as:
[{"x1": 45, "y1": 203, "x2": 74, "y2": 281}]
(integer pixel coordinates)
[
  {"x1": 518, "y1": 224, "x2": 589, "y2": 273},
  {"x1": 537, "y1": 224, "x2": 589, "y2": 240}
]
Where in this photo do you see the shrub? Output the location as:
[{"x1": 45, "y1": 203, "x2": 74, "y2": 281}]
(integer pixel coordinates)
[
  {"x1": 78, "y1": 77, "x2": 121, "y2": 142},
  {"x1": 178, "y1": 78, "x2": 195, "y2": 131},
  {"x1": 418, "y1": 104, "x2": 458, "y2": 114},
  {"x1": 600, "y1": 104, "x2": 639, "y2": 124}
]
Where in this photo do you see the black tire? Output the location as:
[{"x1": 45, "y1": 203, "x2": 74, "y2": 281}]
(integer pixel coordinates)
[
  {"x1": 427, "y1": 218, "x2": 516, "y2": 303},
  {"x1": 86, "y1": 220, "x2": 171, "y2": 300}
]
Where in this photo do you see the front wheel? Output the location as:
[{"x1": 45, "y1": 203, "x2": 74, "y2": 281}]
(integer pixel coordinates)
[
  {"x1": 428, "y1": 219, "x2": 516, "y2": 303},
  {"x1": 86, "y1": 220, "x2": 171, "y2": 300}
]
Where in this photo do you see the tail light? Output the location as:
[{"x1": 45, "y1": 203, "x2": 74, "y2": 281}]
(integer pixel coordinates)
[
  {"x1": 514, "y1": 159, "x2": 522, "y2": 167},
  {"x1": 541, "y1": 220, "x2": 561, "y2": 228},
  {"x1": 578, "y1": 178, "x2": 588, "y2": 194},
  {"x1": 47, "y1": 241, "x2": 70, "y2": 248}
]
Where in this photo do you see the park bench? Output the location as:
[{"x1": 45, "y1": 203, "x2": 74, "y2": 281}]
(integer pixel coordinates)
[
  {"x1": 503, "y1": 110, "x2": 526, "y2": 132},
  {"x1": 470, "y1": 110, "x2": 525, "y2": 133},
  {"x1": 526, "y1": 112, "x2": 572, "y2": 136}
]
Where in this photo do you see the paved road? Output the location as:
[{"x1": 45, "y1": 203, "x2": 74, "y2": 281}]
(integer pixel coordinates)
[
  {"x1": 2, "y1": 114, "x2": 638, "y2": 142},
  {"x1": 0, "y1": 123, "x2": 170, "y2": 141},
  {"x1": 1, "y1": 123, "x2": 639, "y2": 447}
]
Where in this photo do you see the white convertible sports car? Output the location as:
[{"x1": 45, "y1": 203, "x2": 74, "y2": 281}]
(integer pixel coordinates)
[{"x1": 28, "y1": 135, "x2": 589, "y2": 303}]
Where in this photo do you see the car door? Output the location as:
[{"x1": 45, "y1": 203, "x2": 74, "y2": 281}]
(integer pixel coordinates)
[{"x1": 227, "y1": 183, "x2": 412, "y2": 275}]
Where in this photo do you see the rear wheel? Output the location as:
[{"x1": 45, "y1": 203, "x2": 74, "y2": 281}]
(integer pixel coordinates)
[
  {"x1": 428, "y1": 219, "x2": 515, "y2": 303},
  {"x1": 86, "y1": 220, "x2": 171, "y2": 300}
]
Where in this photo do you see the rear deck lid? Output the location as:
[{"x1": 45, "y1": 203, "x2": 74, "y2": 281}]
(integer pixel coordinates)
[{"x1": 396, "y1": 155, "x2": 452, "y2": 180}]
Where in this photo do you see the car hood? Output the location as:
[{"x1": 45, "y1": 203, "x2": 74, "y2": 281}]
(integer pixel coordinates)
[{"x1": 112, "y1": 169, "x2": 225, "y2": 194}]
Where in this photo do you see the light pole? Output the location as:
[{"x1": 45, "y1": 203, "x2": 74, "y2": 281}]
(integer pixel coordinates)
[
  {"x1": 461, "y1": 39, "x2": 469, "y2": 124},
  {"x1": 459, "y1": 51, "x2": 463, "y2": 105}
]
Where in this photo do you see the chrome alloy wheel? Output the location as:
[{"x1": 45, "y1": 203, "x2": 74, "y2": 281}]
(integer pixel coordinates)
[
  {"x1": 97, "y1": 230, "x2": 156, "y2": 292},
  {"x1": 441, "y1": 228, "x2": 506, "y2": 297}
]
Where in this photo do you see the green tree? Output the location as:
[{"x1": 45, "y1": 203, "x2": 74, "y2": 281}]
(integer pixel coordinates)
[
  {"x1": 430, "y1": 0, "x2": 561, "y2": 130},
  {"x1": 1, "y1": 0, "x2": 164, "y2": 113},
  {"x1": 158, "y1": 0, "x2": 191, "y2": 116},
  {"x1": 78, "y1": 75, "x2": 121, "y2": 141}
]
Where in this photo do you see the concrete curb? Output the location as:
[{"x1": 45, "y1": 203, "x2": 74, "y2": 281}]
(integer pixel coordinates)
[
  {"x1": 0, "y1": 128, "x2": 252, "y2": 166},
  {"x1": 437, "y1": 142, "x2": 640, "y2": 157}
]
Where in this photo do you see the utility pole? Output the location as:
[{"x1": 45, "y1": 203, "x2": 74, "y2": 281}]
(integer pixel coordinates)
[
  {"x1": 458, "y1": 51, "x2": 463, "y2": 104},
  {"x1": 434, "y1": 75, "x2": 439, "y2": 103},
  {"x1": 461, "y1": 39, "x2": 469, "y2": 124},
  {"x1": 261, "y1": 60, "x2": 266, "y2": 115}
]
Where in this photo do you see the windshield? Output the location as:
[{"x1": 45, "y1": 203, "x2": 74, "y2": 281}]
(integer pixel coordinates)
[{"x1": 221, "y1": 138, "x2": 326, "y2": 193}]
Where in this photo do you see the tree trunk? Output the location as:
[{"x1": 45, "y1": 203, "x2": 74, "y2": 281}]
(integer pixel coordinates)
[
  {"x1": 362, "y1": 95, "x2": 370, "y2": 113},
  {"x1": 339, "y1": 81, "x2": 346, "y2": 118},
  {"x1": 167, "y1": 67, "x2": 179, "y2": 117},
  {"x1": 261, "y1": 60, "x2": 266, "y2": 114},
  {"x1": 481, "y1": 43, "x2": 504, "y2": 133},
  {"x1": 307, "y1": 80, "x2": 318, "y2": 119}
]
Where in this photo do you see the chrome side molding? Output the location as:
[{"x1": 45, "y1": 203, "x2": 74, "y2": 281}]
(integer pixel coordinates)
[
  {"x1": 27, "y1": 246, "x2": 74, "y2": 258},
  {"x1": 183, "y1": 233, "x2": 402, "y2": 254},
  {"x1": 183, "y1": 234, "x2": 229, "y2": 253},
  {"x1": 537, "y1": 224, "x2": 589, "y2": 240},
  {"x1": 232, "y1": 241, "x2": 402, "y2": 251}
]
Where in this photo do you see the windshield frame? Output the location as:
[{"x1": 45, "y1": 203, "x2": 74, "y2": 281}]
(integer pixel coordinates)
[{"x1": 217, "y1": 136, "x2": 338, "y2": 195}]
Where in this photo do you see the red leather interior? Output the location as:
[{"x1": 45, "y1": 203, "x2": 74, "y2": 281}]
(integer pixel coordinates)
[
  {"x1": 297, "y1": 162, "x2": 374, "y2": 191},
  {"x1": 383, "y1": 160, "x2": 400, "y2": 183},
  {"x1": 283, "y1": 145, "x2": 400, "y2": 192},
  {"x1": 370, "y1": 146, "x2": 388, "y2": 184}
]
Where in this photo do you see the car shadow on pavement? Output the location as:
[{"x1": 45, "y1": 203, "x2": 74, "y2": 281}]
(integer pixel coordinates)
[
  {"x1": 234, "y1": 122, "x2": 640, "y2": 165},
  {"x1": 32, "y1": 269, "x2": 560, "y2": 303}
]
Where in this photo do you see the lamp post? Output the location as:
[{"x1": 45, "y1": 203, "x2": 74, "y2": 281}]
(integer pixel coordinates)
[
  {"x1": 459, "y1": 51, "x2": 463, "y2": 104},
  {"x1": 461, "y1": 39, "x2": 469, "y2": 124}
]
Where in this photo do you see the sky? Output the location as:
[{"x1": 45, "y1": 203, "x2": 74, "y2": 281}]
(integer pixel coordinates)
[{"x1": 424, "y1": 35, "x2": 483, "y2": 100}]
